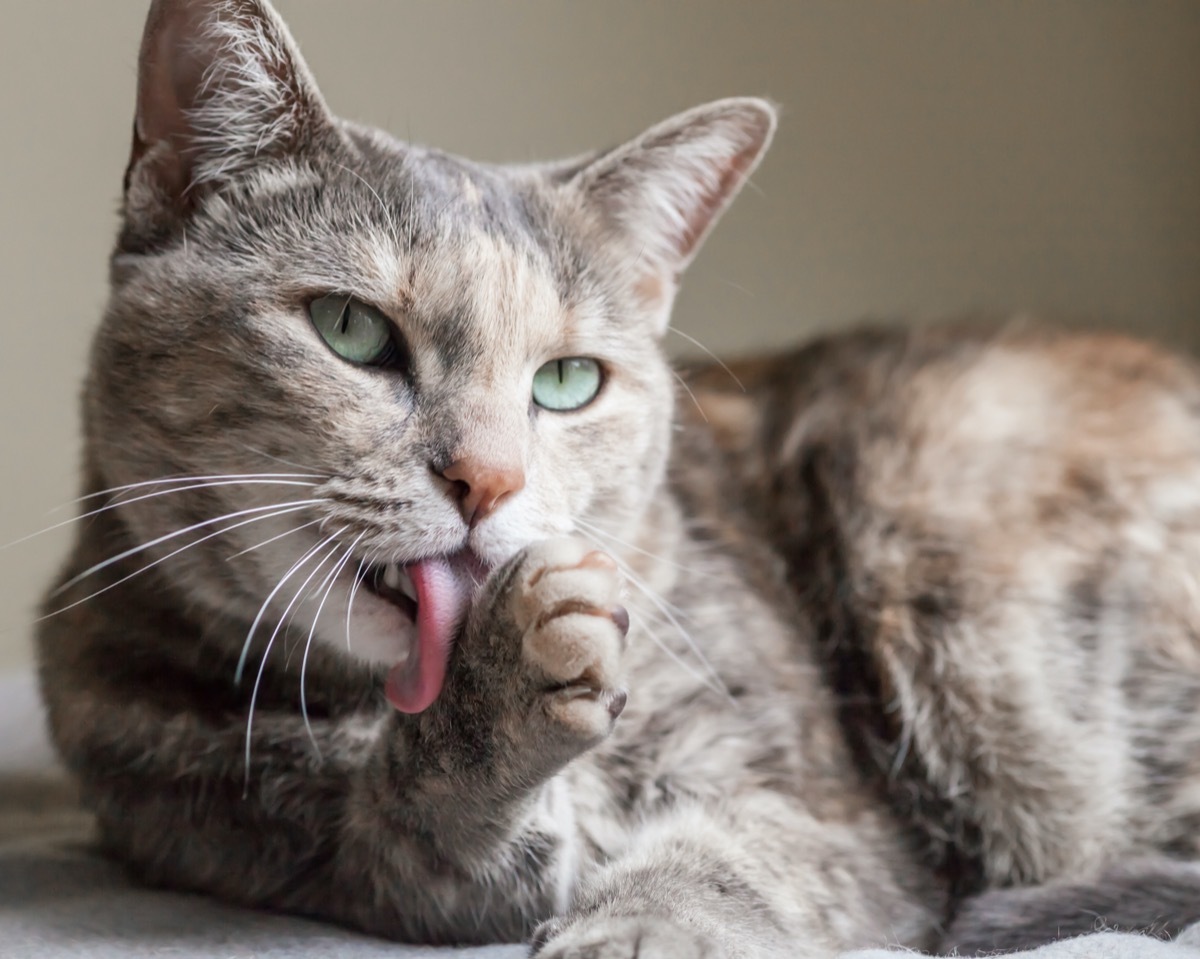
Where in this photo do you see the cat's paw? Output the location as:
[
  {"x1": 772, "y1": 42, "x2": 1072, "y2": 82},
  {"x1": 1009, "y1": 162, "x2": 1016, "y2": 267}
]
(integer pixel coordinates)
[
  {"x1": 505, "y1": 537, "x2": 629, "y2": 742},
  {"x1": 532, "y1": 915, "x2": 725, "y2": 959}
]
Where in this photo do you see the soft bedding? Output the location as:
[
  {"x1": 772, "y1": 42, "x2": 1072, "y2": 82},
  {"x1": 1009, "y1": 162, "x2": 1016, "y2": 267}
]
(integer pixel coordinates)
[{"x1": 2, "y1": 672, "x2": 1196, "y2": 959}]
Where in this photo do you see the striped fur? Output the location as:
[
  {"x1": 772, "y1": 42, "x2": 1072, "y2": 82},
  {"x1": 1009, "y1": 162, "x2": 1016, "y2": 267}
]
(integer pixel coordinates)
[{"x1": 36, "y1": 2, "x2": 1200, "y2": 956}]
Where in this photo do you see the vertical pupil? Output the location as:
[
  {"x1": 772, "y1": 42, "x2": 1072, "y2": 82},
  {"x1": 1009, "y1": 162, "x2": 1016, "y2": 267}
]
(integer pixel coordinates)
[
  {"x1": 557, "y1": 360, "x2": 565, "y2": 384},
  {"x1": 338, "y1": 298, "x2": 351, "y2": 335}
]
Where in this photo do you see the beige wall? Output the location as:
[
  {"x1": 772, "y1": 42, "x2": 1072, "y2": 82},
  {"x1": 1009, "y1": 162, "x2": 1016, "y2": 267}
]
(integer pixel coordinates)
[{"x1": 1, "y1": 1, "x2": 1198, "y2": 670}]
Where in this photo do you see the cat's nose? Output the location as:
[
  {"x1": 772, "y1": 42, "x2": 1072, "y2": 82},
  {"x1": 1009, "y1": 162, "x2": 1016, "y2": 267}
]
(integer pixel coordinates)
[{"x1": 440, "y1": 457, "x2": 526, "y2": 528}]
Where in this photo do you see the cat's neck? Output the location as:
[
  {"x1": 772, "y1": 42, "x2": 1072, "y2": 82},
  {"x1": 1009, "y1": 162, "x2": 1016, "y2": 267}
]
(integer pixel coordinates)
[{"x1": 606, "y1": 484, "x2": 689, "y2": 604}]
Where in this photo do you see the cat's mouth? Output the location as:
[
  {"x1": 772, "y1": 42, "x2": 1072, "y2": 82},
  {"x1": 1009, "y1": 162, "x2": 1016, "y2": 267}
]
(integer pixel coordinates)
[
  {"x1": 356, "y1": 550, "x2": 489, "y2": 715},
  {"x1": 363, "y1": 563, "x2": 419, "y2": 622}
]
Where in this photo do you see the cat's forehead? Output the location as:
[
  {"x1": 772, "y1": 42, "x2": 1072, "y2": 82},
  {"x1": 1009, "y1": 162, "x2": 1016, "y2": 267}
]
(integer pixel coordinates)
[
  {"x1": 345, "y1": 127, "x2": 562, "y2": 260},
  {"x1": 402, "y1": 228, "x2": 571, "y2": 376},
  {"x1": 328, "y1": 137, "x2": 609, "y2": 370},
  {"x1": 400, "y1": 150, "x2": 545, "y2": 249}
]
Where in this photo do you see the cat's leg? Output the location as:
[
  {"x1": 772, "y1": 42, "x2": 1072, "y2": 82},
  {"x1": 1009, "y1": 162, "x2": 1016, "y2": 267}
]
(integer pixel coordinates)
[
  {"x1": 356, "y1": 535, "x2": 937, "y2": 956},
  {"x1": 939, "y1": 858, "x2": 1200, "y2": 956},
  {"x1": 352, "y1": 535, "x2": 632, "y2": 911},
  {"x1": 532, "y1": 794, "x2": 941, "y2": 959},
  {"x1": 63, "y1": 536, "x2": 629, "y2": 943}
]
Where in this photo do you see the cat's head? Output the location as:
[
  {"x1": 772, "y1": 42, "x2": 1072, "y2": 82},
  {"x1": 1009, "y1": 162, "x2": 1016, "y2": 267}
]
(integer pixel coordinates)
[{"x1": 88, "y1": 0, "x2": 774, "y2": 708}]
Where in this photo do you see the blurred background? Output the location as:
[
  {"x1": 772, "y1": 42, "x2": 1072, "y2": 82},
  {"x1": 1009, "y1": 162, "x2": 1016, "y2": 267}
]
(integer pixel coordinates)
[{"x1": 1, "y1": 1, "x2": 1198, "y2": 669}]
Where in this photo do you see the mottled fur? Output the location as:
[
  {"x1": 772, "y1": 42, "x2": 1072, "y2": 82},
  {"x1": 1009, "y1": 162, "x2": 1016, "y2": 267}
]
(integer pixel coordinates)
[
  {"x1": 36, "y1": 2, "x2": 1200, "y2": 957},
  {"x1": 940, "y1": 859, "x2": 1200, "y2": 955}
]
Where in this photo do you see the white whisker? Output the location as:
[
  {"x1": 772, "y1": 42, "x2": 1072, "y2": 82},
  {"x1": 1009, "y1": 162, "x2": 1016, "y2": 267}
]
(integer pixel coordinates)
[
  {"x1": 406, "y1": 154, "x2": 416, "y2": 249},
  {"x1": 237, "y1": 444, "x2": 326, "y2": 474},
  {"x1": 235, "y1": 531, "x2": 337, "y2": 684},
  {"x1": 79, "y1": 471, "x2": 324, "y2": 502},
  {"x1": 300, "y1": 533, "x2": 365, "y2": 754},
  {"x1": 576, "y1": 529, "x2": 733, "y2": 705},
  {"x1": 575, "y1": 517, "x2": 713, "y2": 583},
  {"x1": 334, "y1": 162, "x2": 400, "y2": 250},
  {"x1": 227, "y1": 517, "x2": 324, "y2": 559},
  {"x1": 45, "y1": 475, "x2": 327, "y2": 521},
  {"x1": 639, "y1": 618, "x2": 728, "y2": 697},
  {"x1": 345, "y1": 549, "x2": 375, "y2": 653},
  {"x1": 717, "y1": 277, "x2": 754, "y2": 298},
  {"x1": 53, "y1": 499, "x2": 323, "y2": 595},
  {"x1": 103, "y1": 476, "x2": 321, "y2": 508},
  {"x1": 625, "y1": 564, "x2": 724, "y2": 682},
  {"x1": 38, "y1": 502, "x2": 321, "y2": 622},
  {"x1": 672, "y1": 369, "x2": 708, "y2": 423},
  {"x1": 667, "y1": 326, "x2": 745, "y2": 392},
  {"x1": 243, "y1": 531, "x2": 346, "y2": 794},
  {"x1": 8, "y1": 479, "x2": 320, "y2": 551}
]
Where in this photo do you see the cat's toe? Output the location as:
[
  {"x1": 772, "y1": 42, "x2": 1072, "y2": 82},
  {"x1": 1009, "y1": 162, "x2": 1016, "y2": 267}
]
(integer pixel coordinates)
[
  {"x1": 505, "y1": 537, "x2": 629, "y2": 740},
  {"x1": 532, "y1": 915, "x2": 725, "y2": 959}
]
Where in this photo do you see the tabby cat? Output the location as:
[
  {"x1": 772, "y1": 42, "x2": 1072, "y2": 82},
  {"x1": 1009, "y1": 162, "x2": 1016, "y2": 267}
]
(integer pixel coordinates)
[{"x1": 36, "y1": 1, "x2": 1200, "y2": 956}]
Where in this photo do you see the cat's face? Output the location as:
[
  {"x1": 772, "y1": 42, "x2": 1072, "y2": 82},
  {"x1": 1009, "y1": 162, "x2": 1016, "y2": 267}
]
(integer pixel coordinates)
[
  {"x1": 87, "y1": 0, "x2": 773, "y2": 704},
  {"x1": 96, "y1": 143, "x2": 677, "y2": 673}
]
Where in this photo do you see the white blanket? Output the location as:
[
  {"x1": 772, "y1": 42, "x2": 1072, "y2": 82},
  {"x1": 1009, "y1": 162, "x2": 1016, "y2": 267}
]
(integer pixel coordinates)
[{"x1": 3, "y1": 672, "x2": 1195, "y2": 959}]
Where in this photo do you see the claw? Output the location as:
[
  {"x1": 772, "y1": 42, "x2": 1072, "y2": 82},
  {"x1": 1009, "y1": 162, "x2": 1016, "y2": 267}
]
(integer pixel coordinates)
[{"x1": 611, "y1": 604, "x2": 630, "y2": 636}]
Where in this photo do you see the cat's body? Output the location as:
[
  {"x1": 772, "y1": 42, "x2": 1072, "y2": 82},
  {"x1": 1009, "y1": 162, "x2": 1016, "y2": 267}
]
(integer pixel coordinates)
[{"x1": 35, "y1": 1, "x2": 1200, "y2": 956}]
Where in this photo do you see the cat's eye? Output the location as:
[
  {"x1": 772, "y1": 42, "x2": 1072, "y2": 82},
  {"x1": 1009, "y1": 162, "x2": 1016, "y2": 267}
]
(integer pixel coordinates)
[
  {"x1": 531, "y1": 358, "x2": 603, "y2": 412},
  {"x1": 309, "y1": 295, "x2": 398, "y2": 367}
]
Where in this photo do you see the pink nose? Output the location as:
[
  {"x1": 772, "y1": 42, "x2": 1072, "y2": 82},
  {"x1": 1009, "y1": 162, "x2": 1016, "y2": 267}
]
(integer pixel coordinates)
[{"x1": 441, "y1": 457, "x2": 526, "y2": 527}]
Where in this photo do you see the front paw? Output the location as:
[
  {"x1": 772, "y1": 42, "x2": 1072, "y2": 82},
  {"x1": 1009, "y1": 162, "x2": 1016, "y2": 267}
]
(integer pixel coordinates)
[
  {"x1": 455, "y1": 537, "x2": 629, "y2": 762},
  {"x1": 533, "y1": 915, "x2": 725, "y2": 959},
  {"x1": 507, "y1": 538, "x2": 629, "y2": 742}
]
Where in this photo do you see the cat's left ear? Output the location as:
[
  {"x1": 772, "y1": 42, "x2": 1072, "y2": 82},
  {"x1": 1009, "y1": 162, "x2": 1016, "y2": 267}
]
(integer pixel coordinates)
[
  {"x1": 126, "y1": 0, "x2": 336, "y2": 211},
  {"x1": 571, "y1": 98, "x2": 777, "y2": 334}
]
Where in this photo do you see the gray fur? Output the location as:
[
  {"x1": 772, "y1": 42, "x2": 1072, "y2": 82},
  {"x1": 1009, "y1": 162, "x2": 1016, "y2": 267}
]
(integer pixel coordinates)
[
  {"x1": 35, "y1": 2, "x2": 1200, "y2": 958},
  {"x1": 942, "y1": 859, "x2": 1200, "y2": 955}
]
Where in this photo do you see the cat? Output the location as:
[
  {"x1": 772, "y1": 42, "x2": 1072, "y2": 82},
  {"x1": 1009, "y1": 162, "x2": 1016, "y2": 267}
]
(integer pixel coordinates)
[{"x1": 35, "y1": 0, "x2": 1200, "y2": 956}]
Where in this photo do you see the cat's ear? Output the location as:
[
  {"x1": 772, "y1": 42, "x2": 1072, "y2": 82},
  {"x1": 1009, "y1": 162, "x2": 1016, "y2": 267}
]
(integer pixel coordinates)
[
  {"x1": 126, "y1": 0, "x2": 334, "y2": 209},
  {"x1": 572, "y1": 98, "x2": 776, "y2": 333}
]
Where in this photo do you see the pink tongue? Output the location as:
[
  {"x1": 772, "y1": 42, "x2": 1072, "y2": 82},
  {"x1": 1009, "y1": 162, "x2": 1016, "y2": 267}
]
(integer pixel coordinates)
[{"x1": 384, "y1": 555, "x2": 475, "y2": 714}]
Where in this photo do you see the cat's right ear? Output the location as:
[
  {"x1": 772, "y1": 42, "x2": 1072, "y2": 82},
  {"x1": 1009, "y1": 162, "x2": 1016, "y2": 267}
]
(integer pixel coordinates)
[
  {"x1": 569, "y1": 98, "x2": 777, "y2": 335},
  {"x1": 126, "y1": 0, "x2": 334, "y2": 215}
]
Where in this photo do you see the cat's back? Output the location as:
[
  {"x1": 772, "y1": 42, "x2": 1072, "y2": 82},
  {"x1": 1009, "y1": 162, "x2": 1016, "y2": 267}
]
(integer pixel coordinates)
[
  {"x1": 691, "y1": 323, "x2": 1200, "y2": 551},
  {"x1": 696, "y1": 322, "x2": 1200, "y2": 483},
  {"x1": 688, "y1": 323, "x2": 1200, "y2": 886}
]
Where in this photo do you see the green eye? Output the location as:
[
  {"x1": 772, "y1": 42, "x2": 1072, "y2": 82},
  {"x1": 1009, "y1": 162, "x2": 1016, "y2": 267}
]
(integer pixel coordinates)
[
  {"x1": 309, "y1": 295, "x2": 396, "y2": 366},
  {"x1": 532, "y1": 357, "x2": 603, "y2": 411}
]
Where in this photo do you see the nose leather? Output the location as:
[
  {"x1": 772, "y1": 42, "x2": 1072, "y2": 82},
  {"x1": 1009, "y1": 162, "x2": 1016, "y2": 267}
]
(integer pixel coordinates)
[{"x1": 441, "y1": 457, "x2": 526, "y2": 527}]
